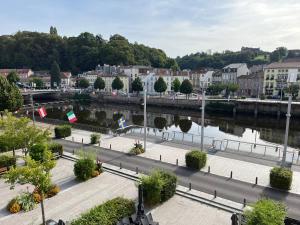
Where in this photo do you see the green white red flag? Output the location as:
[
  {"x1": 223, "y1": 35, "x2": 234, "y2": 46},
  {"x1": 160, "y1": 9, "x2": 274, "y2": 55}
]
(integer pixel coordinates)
[{"x1": 67, "y1": 111, "x2": 77, "y2": 123}]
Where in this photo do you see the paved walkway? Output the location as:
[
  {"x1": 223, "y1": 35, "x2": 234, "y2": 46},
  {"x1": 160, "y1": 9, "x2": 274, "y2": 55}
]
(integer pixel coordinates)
[{"x1": 62, "y1": 128, "x2": 300, "y2": 195}]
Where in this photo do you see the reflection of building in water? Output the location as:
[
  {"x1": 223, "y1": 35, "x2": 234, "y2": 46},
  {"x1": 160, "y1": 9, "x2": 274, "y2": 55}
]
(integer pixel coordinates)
[
  {"x1": 218, "y1": 122, "x2": 245, "y2": 137},
  {"x1": 260, "y1": 128, "x2": 300, "y2": 148}
]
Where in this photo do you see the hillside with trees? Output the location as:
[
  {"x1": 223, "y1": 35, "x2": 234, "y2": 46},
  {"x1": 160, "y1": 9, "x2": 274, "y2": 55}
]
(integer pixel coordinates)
[{"x1": 0, "y1": 28, "x2": 179, "y2": 74}]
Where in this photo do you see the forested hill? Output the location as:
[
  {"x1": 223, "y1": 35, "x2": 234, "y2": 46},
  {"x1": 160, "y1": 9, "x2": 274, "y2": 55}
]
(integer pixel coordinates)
[
  {"x1": 0, "y1": 29, "x2": 179, "y2": 74},
  {"x1": 175, "y1": 47, "x2": 291, "y2": 70}
]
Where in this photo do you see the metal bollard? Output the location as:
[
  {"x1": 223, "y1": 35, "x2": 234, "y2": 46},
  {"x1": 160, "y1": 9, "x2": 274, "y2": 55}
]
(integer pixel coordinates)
[
  {"x1": 136, "y1": 167, "x2": 139, "y2": 174},
  {"x1": 208, "y1": 166, "x2": 211, "y2": 173},
  {"x1": 82, "y1": 138, "x2": 83, "y2": 144},
  {"x1": 189, "y1": 182, "x2": 192, "y2": 190},
  {"x1": 110, "y1": 144, "x2": 111, "y2": 149},
  {"x1": 72, "y1": 137, "x2": 74, "y2": 142},
  {"x1": 160, "y1": 155, "x2": 162, "y2": 161},
  {"x1": 255, "y1": 177, "x2": 258, "y2": 185},
  {"x1": 230, "y1": 171, "x2": 233, "y2": 179},
  {"x1": 120, "y1": 162, "x2": 122, "y2": 169},
  {"x1": 176, "y1": 159, "x2": 178, "y2": 166},
  {"x1": 243, "y1": 198, "x2": 246, "y2": 207},
  {"x1": 73, "y1": 149, "x2": 75, "y2": 155},
  {"x1": 214, "y1": 190, "x2": 217, "y2": 198}
]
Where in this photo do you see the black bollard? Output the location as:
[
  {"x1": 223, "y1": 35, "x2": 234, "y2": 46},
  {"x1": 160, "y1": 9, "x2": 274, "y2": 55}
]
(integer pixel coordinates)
[
  {"x1": 208, "y1": 166, "x2": 211, "y2": 173},
  {"x1": 189, "y1": 182, "x2": 192, "y2": 190},
  {"x1": 255, "y1": 177, "x2": 258, "y2": 185},
  {"x1": 243, "y1": 198, "x2": 246, "y2": 207},
  {"x1": 160, "y1": 155, "x2": 162, "y2": 161},
  {"x1": 230, "y1": 171, "x2": 233, "y2": 179},
  {"x1": 110, "y1": 144, "x2": 111, "y2": 149},
  {"x1": 136, "y1": 167, "x2": 139, "y2": 174},
  {"x1": 120, "y1": 162, "x2": 122, "y2": 169},
  {"x1": 176, "y1": 159, "x2": 178, "y2": 166},
  {"x1": 214, "y1": 190, "x2": 217, "y2": 198}
]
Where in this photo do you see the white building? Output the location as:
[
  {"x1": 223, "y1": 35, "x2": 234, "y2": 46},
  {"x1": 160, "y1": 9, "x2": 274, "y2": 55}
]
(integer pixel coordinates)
[
  {"x1": 222, "y1": 63, "x2": 249, "y2": 84},
  {"x1": 78, "y1": 71, "x2": 100, "y2": 86},
  {"x1": 199, "y1": 71, "x2": 214, "y2": 89}
]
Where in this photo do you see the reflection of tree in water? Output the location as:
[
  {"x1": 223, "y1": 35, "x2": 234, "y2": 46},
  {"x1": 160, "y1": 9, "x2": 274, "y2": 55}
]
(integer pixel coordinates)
[
  {"x1": 154, "y1": 117, "x2": 167, "y2": 130},
  {"x1": 95, "y1": 111, "x2": 107, "y2": 123},
  {"x1": 113, "y1": 113, "x2": 123, "y2": 121},
  {"x1": 179, "y1": 119, "x2": 192, "y2": 133},
  {"x1": 132, "y1": 114, "x2": 144, "y2": 126},
  {"x1": 173, "y1": 115, "x2": 180, "y2": 127}
]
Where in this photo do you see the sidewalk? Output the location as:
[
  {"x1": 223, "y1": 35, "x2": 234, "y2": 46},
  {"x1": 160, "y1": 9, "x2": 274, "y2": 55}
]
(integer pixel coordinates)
[{"x1": 63, "y1": 128, "x2": 300, "y2": 195}]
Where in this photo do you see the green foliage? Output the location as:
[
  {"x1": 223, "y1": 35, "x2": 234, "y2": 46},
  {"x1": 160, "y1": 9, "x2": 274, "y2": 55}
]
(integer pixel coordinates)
[
  {"x1": 172, "y1": 78, "x2": 181, "y2": 92},
  {"x1": 207, "y1": 84, "x2": 226, "y2": 95},
  {"x1": 0, "y1": 154, "x2": 16, "y2": 167},
  {"x1": 30, "y1": 77, "x2": 44, "y2": 89},
  {"x1": 129, "y1": 142, "x2": 145, "y2": 155},
  {"x1": 29, "y1": 143, "x2": 47, "y2": 162},
  {"x1": 54, "y1": 125, "x2": 71, "y2": 138},
  {"x1": 7, "y1": 198, "x2": 21, "y2": 213},
  {"x1": 0, "y1": 76, "x2": 23, "y2": 112},
  {"x1": 71, "y1": 197, "x2": 135, "y2": 225},
  {"x1": 185, "y1": 150, "x2": 207, "y2": 170},
  {"x1": 78, "y1": 78, "x2": 90, "y2": 89},
  {"x1": 131, "y1": 77, "x2": 143, "y2": 94},
  {"x1": 141, "y1": 170, "x2": 177, "y2": 206},
  {"x1": 50, "y1": 61, "x2": 61, "y2": 88},
  {"x1": 244, "y1": 199, "x2": 286, "y2": 225},
  {"x1": 154, "y1": 117, "x2": 167, "y2": 130},
  {"x1": 94, "y1": 77, "x2": 105, "y2": 90},
  {"x1": 112, "y1": 76, "x2": 124, "y2": 91},
  {"x1": 180, "y1": 79, "x2": 193, "y2": 98},
  {"x1": 7, "y1": 71, "x2": 20, "y2": 84},
  {"x1": 90, "y1": 133, "x2": 101, "y2": 144},
  {"x1": 226, "y1": 83, "x2": 239, "y2": 94},
  {"x1": 16, "y1": 192, "x2": 36, "y2": 212},
  {"x1": 270, "y1": 167, "x2": 293, "y2": 190},
  {"x1": 179, "y1": 119, "x2": 192, "y2": 133},
  {"x1": 284, "y1": 84, "x2": 300, "y2": 99},
  {"x1": 48, "y1": 142, "x2": 63, "y2": 156},
  {"x1": 74, "y1": 158, "x2": 96, "y2": 181},
  {"x1": 154, "y1": 77, "x2": 167, "y2": 96}
]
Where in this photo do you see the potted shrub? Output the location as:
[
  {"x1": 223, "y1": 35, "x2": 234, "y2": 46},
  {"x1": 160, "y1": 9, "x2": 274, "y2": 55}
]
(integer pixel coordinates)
[
  {"x1": 129, "y1": 142, "x2": 145, "y2": 155},
  {"x1": 270, "y1": 167, "x2": 293, "y2": 190},
  {"x1": 185, "y1": 150, "x2": 207, "y2": 170},
  {"x1": 54, "y1": 125, "x2": 71, "y2": 138}
]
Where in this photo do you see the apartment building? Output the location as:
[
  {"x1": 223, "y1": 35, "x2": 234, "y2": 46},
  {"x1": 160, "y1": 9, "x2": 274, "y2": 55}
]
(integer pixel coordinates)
[
  {"x1": 222, "y1": 63, "x2": 249, "y2": 84},
  {"x1": 0, "y1": 68, "x2": 34, "y2": 80}
]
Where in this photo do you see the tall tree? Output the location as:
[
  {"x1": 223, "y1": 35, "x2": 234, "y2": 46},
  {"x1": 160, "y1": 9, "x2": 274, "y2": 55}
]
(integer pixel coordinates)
[
  {"x1": 154, "y1": 77, "x2": 167, "y2": 97},
  {"x1": 180, "y1": 79, "x2": 193, "y2": 99},
  {"x1": 94, "y1": 77, "x2": 105, "y2": 90},
  {"x1": 172, "y1": 78, "x2": 181, "y2": 93},
  {"x1": 284, "y1": 84, "x2": 300, "y2": 100},
  {"x1": 78, "y1": 78, "x2": 90, "y2": 89},
  {"x1": 0, "y1": 76, "x2": 23, "y2": 112},
  {"x1": 131, "y1": 77, "x2": 143, "y2": 96},
  {"x1": 30, "y1": 77, "x2": 44, "y2": 89},
  {"x1": 7, "y1": 71, "x2": 20, "y2": 84},
  {"x1": 112, "y1": 76, "x2": 124, "y2": 92},
  {"x1": 4, "y1": 150, "x2": 56, "y2": 225},
  {"x1": 50, "y1": 61, "x2": 61, "y2": 88},
  {"x1": 49, "y1": 26, "x2": 57, "y2": 35},
  {"x1": 226, "y1": 83, "x2": 239, "y2": 96}
]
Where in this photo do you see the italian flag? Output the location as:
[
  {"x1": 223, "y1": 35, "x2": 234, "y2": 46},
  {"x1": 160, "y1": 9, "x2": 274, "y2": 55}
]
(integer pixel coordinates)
[
  {"x1": 38, "y1": 107, "x2": 47, "y2": 118},
  {"x1": 67, "y1": 111, "x2": 77, "y2": 123}
]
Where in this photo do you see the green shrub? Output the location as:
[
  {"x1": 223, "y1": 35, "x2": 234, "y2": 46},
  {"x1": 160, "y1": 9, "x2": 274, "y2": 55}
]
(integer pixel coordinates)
[
  {"x1": 241, "y1": 96, "x2": 246, "y2": 99},
  {"x1": 0, "y1": 154, "x2": 16, "y2": 168},
  {"x1": 244, "y1": 199, "x2": 286, "y2": 225},
  {"x1": 54, "y1": 125, "x2": 71, "y2": 138},
  {"x1": 270, "y1": 167, "x2": 293, "y2": 190},
  {"x1": 129, "y1": 143, "x2": 145, "y2": 155},
  {"x1": 71, "y1": 197, "x2": 135, "y2": 225},
  {"x1": 29, "y1": 143, "x2": 47, "y2": 162},
  {"x1": 260, "y1": 94, "x2": 266, "y2": 100},
  {"x1": 90, "y1": 133, "x2": 101, "y2": 144},
  {"x1": 141, "y1": 170, "x2": 177, "y2": 206},
  {"x1": 185, "y1": 150, "x2": 207, "y2": 170},
  {"x1": 74, "y1": 158, "x2": 95, "y2": 181},
  {"x1": 16, "y1": 192, "x2": 36, "y2": 212},
  {"x1": 48, "y1": 142, "x2": 63, "y2": 156},
  {"x1": 0, "y1": 135, "x2": 9, "y2": 153}
]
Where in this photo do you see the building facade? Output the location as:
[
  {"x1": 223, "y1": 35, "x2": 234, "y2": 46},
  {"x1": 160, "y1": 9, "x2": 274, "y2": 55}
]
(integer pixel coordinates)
[
  {"x1": 237, "y1": 71, "x2": 264, "y2": 97},
  {"x1": 222, "y1": 63, "x2": 249, "y2": 84},
  {"x1": 0, "y1": 68, "x2": 34, "y2": 80}
]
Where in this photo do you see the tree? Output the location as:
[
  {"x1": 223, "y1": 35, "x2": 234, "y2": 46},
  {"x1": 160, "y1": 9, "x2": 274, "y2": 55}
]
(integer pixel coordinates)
[
  {"x1": 226, "y1": 83, "x2": 239, "y2": 96},
  {"x1": 131, "y1": 77, "x2": 143, "y2": 95},
  {"x1": 244, "y1": 199, "x2": 286, "y2": 225},
  {"x1": 172, "y1": 78, "x2": 181, "y2": 93},
  {"x1": 7, "y1": 71, "x2": 20, "y2": 84},
  {"x1": 0, "y1": 76, "x2": 23, "y2": 112},
  {"x1": 78, "y1": 78, "x2": 90, "y2": 89},
  {"x1": 284, "y1": 84, "x2": 300, "y2": 100},
  {"x1": 154, "y1": 77, "x2": 167, "y2": 97},
  {"x1": 50, "y1": 61, "x2": 61, "y2": 88},
  {"x1": 94, "y1": 77, "x2": 105, "y2": 90},
  {"x1": 180, "y1": 79, "x2": 193, "y2": 99},
  {"x1": 3, "y1": 150, "x2": 56, "y2": 225},
  {"x1": 31, "y1": 77, "x2": 44, "y2": 89},
  {"x1": 207, "y1": 84, "x2": 225, "y2": 95},
  {"x1": 112, "y1": 76, "x2": 124, "y2": 92},
  {"x1": 49, "y1": 26, "x2": 57, "y2": 35}
]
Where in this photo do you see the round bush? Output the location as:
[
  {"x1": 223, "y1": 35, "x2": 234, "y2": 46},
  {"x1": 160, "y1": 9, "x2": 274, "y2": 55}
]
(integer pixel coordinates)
[
  {"x1": 90, "y1": 133, "x2": 101, "y2": 144},
  {"x1": 185, "y1": 150, "x2": 207, "y2": 170},
  {"x1": 29, "y1": 143, "x2": 47, "y2": 162},
  {"x1": 129, "y1": 143, "x2": 145, "y2": 155},
  {"x1": 74, "y1": 158, "x2": 96, "y2": 181},
  {"x1": 7, "y1": 198, "x2": 21, "y2": 214},
  {"x1": 54, "y1": 125, "x2": 71, "y2": 138},
  {"x1": 270, "y1": 167, "x2": 293, "y2": 190},
  {"x1": 0, "y1": 154, "x2": 16, "y2": 168}
]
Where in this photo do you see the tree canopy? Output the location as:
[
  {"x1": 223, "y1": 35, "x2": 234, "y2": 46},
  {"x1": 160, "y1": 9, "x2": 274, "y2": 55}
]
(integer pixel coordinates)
[
  {"x1": 172, "y1": 78, "x2": 181, "y2": 93},
  {"x1": 0, "y1": 31, "x2": 178, "y2": 74},
  {"x1": 50, "y1": 61, "x2": 61, "y2": 88},
  {"x1": 0, "y1": 76, "x2": 23, "y2": 112},
  {"x1": 154, "y1": 77, "x2": 167, "y2": 97},
  {"x1": 131, "y1": 77, "x2": 143, "y2": 95},
  {"x1": 30, "y1": 77, "x2": 44, "y2": 89},
  {"x1": 284, "y1": 84, "x2": 300, "y2": 100},
  {"x1": 180, "y1": 79, "x2": 193, "y2": 98},
  {"x1": 112, "y1": 76, "x2": 124, "y2": 91},
  {"x1": 94, "y1": 77, "x2": 105, "y2": 90},
  {"x1": 78, "y1": 78, "x2": 90, "y2": 89},
  {"x1": 7, "y1": 71, "x2": 20, "y2": 84}
]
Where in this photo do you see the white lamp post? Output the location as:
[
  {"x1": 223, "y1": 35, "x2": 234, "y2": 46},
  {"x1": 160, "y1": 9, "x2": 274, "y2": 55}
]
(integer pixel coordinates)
[
  {"x1": 201, "y1": 90, "x2": 205, "y2": 151},
  {"x1": 143, "y1": 86, "x2": 147, "y2": 152}
]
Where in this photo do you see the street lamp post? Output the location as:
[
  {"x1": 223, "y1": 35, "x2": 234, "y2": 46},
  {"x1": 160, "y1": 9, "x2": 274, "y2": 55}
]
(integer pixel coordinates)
[
  {"x1": 143, "y1": 89, "x2": 147, "y2": 152},
  {"x1": 282, "y1": 94, "x2": 292, "y2": 166},
  {"x1": 201, "y1": 90, "x2": 205, "y2": 151}
]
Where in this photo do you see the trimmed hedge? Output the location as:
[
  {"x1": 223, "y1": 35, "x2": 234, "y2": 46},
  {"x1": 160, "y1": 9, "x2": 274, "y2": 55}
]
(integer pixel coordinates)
[
  {"x1": 0, "y1": 154, "x2": 16, "y2": 168},
  {"x1": 141, "y1": 170, "x2": 177, "y2": 206},
  {"x1": 74, "y1": 158, "x2": 95, "y2": 181},
  {"x1": 270, "y1": 167, "x2": 293, "y2": 190},
  {"x1": 185, "y1": 150, "x2": 207, "y2": 170},
  {"x1": 29, "y1": 143, "x2": 47, "y2": 162},
  {"x1": 90, "y1": 133, "x2": 100, "y2": 144},
  {"x1": 71, "y1": 197, "x2": 135, "y2": 225},
  {"x1": 54, "y1": 125, "x2": 71, "y2": 138},
  {"x1": 48, "y1": 142, "x2": 63, "y2": 156}
]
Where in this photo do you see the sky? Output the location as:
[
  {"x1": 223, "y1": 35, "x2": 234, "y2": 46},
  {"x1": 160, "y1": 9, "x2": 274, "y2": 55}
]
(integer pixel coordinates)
[{"x1": 1, "y1": 0, "x2": 300, "y2": 57}]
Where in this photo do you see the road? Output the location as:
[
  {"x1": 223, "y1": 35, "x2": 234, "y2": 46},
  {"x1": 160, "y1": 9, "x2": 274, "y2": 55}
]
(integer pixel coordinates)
[{"x1": 57, "y1": 139, "x2": 300, "y2": 220}]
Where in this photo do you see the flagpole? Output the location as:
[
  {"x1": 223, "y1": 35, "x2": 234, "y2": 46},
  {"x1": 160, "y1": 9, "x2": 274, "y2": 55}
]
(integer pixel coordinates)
[
  {"x1": 31, "y1": 94, "x2": 35, "y2": 126},
  {"x1": 144, "y1": 89, "x2": 147, "y2": 152}
]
